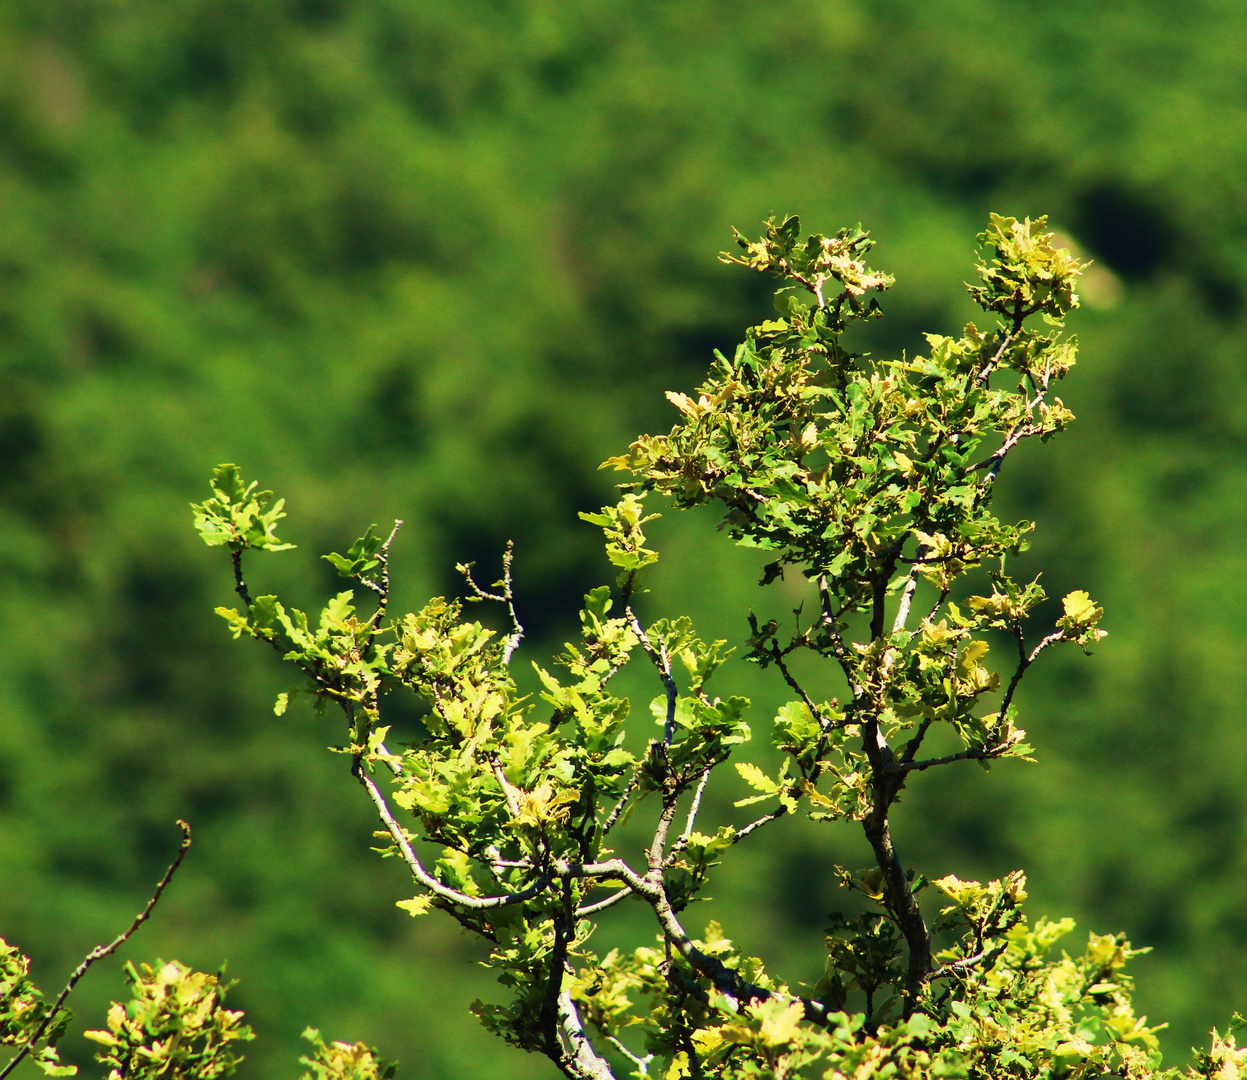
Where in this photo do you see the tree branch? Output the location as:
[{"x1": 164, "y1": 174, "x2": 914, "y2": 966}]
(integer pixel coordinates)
[
  {"x1": 886, "y1": 742, "x2": 1012, "y2": 775},
  {"x1": 891, "y1": 557, "x2": 924, "y2": 634},
  {"x1": 626, "y1": 607, "x2": 678, "y2": 746},
  {"x1": 667, "y1": 764, "x2": 714, "y2": 862},
  {"x1": 0, "y1": 821, "x2": 194, "y2": 1080},
  {"x1": 557, "y1": 992, "x2": 618, "y2": 1080},
  {"x1": 552, "y1": 857, "x2": 835, "y2": 1027},
  {"x1": 600, "y1": 769, "x2": 641, "y2": 836},
  {"x1": 648, "y1": 792, "x2": 682, "y2": 877},
  {"x1": 997, "y1": 630, "x2": 1063, "y2": 726},
  {"x1": 357, "y1": 767, "x2": 545, "y2": 910},
  {"x1": 461, "y1": 539, "x2": 524, "y2": 665},
  {"x1": 575, "y1": 887, "x2": 632, "y2": 918},
  {"x1": 734, "y1": 806, "x2": 788, "y2": 842}
]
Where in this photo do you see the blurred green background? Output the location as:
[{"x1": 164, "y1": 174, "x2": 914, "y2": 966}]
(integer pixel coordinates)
[{"x1": 2, "y1": 0, "x2": 1246, "y2": 1075}]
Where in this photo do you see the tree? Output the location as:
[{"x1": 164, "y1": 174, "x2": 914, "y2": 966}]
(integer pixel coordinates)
[{"x1": 3, "y1": 215, "x2": 1242, "y2": 1080}]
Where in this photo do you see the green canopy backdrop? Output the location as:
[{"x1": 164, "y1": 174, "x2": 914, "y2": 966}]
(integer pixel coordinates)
[{"x1": 1, "y1": 1, "x2": 1246, "y2": 1075}]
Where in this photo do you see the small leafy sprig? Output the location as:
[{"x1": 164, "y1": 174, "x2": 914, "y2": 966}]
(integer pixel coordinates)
[
  {"x1": 299, "y1": 1028, "x2": 397, "y2": 1080},
  {"x1": 0, "y1": 940, "x2": 74, "y2": 1077},
  {"x1": 85, "y1": 961, "x2": 253, "y2": 1080}
]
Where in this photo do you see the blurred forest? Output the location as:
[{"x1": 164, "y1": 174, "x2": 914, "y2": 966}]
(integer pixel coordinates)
[{"x1": 2, "y1": 1, "x2": 1246, "y2": 1076}]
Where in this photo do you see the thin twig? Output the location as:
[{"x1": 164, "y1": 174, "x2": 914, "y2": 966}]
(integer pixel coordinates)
[
  {"x1": 769, "y1": 648, "x2": 841, "y2": 735},
  {"x1": 667, "y1": 765, "x2": 714, "y2": 861},
  {"x1": 734, "y1": 806, "x2": 787, "y2": 842},
  {"x1": 491, "y1": 758, "x2": 523, "y2": 818},
  {"x1": 600, "y1": 769, "x2": 641, "y2": 836},
  {"x1": 899, "y1": 717, "x2": 936, "y2": 766},
  {"x1": 885, "y1": 742, "x2": 1012, "y2": 775},
  {"x1": 924, "y1": 587, "x2": 951, "y2": 625},
  {"x1": 931, "y1": 939, "x2": 1010, "y2": 980},
  {"x1": 231, "y1": 548, "x2": 252, "y2": 608},
  {"x1": 604, "y1": 1034, "x2": 650, "y2": 1076},
  {"x1": 626, "y1": 607, "x2": 677, "y2": 746},
  {"x1": 996, "y1": 630, "x2": 1063, "y2": 727},
  {"x1": 0, "y1": 821, "x2": 194, "y2": 1080},
  {"x1": 363, "y1": 520, "x2": 403, "y2": 644},
  {"x1": 460, "y1": 540, "x2": 524, "y2": 665},
  {"x1": 575, "y1": 888, "x2": 632, "y2": 918},
  {"x1": 230, "y1": 548, "x2": 284, "y2": 655}
]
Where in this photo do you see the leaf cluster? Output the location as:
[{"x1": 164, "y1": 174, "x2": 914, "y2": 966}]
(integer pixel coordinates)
[
  {"x1": 0, "y1": 939, "x2": 73, "y2": 1077},
  {"x1": 83, "y1": 961, "x2": 253, "y2": 1080}
]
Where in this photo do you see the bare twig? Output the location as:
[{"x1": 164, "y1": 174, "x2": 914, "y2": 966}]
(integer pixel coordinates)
[
  {"x1": 600, "y1": 769, "x2": 641, "y2": 836},
  {"x1": 230, "y1": 547, "x2": 251, "y2": 606},
  {"x1": 891, "y1": 558, "x2": 924, "y2": 635},
  {"x1": 667, "y1": 764, "x2": 714, "y2": 862},
  {"x1": 997, "y1": 630, "x2": 1063, "y2": 727},
  {"x1": 817, "y1": 575, "x2": 838, "y2": 630},
  {"x1": 931, "y1": 939, "x2": 1010, "y2": 980},
  {"x1": 626, "y1": 607, "x2": 678, "y2": 746},
  {"x1": 734, "y1": 806, "x2": 788, "y2": 842},
  {"x1": 604, "y1": 1034, "x2": 650, "y2": 1076},
  {"x1": 769, "y1": 647, "x2": 844, "y2": 736},
  {"x1": 363, "y1": 519, "x2": 403, "y2": 629},
  {"x1": 229, "y1": 548, "x2": 284, "y2": 656},
  {"x1": 491, "y1": 758, "x2": 523, "y2": 819},
  {"x1": 575, "y1": 888, "x2": 632, "y2": 918},
  {"x1": 0, "y1": 821, "x2": 194, "y2": 1080},
  {"x1": 924, "y1": 587, "x2": 951, "y2": 625},
  {"x1": 898, "y1": 717, "x2": 936, "y2": 766},
  {"x1": 885, "y1": 742, "x2": 1012, "y2": 776},
  {"x1": 460, "y1": 540, "x2": 524, "y2": 665}
]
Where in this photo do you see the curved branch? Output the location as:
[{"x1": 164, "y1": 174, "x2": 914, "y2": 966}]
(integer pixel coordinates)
[
  {"x1": 358, "y1": 769, "x2": 545, "y2": 910},
  {"x1": 461, "y1": 539, "x2": 524, "y2": 665},
  {"x1": 667, "y1": 764, "x2": 714, "y2": 862},
  {"x1": 575, "y1": 888, "x2": 632, "y2": 918}
]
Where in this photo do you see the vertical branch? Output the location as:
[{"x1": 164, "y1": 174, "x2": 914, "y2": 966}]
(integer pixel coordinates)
[
  {"x1": 229, "y1": 547, "x2": 287, "y2": 657},
  {"x1": 365, "y1": 520, "x2": 404, "y2": 634},
  {"x1": 891, "y1": 555, "x2": 924, "y2": 634},
  {"x1": 543, "y1": 882, "x2": 575, "y2": 1067},
  {"x1": 230, "y1": 548, "x2": 252, "y2": 608},
  {"x1": 626, "y1": 607, "x2": 678, "y2": 746},
  {"x1": 499, "y1": 540, "x2": 524, "y2": 665},
  {"x1": 860, "y1": 804, "x2": 931, "y2": 1015},
  {"x1": 648, "y1": 793, "x2": 682, "y2": 878}
]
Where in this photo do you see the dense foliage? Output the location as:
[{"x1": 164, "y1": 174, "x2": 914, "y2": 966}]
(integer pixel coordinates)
[
  {"x1": 44, "y1": 214, "x2": 1212, "y2": 1079},
  {"x1": 3, "y1": 3, "x2": 1247, "y2": 1077}
]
